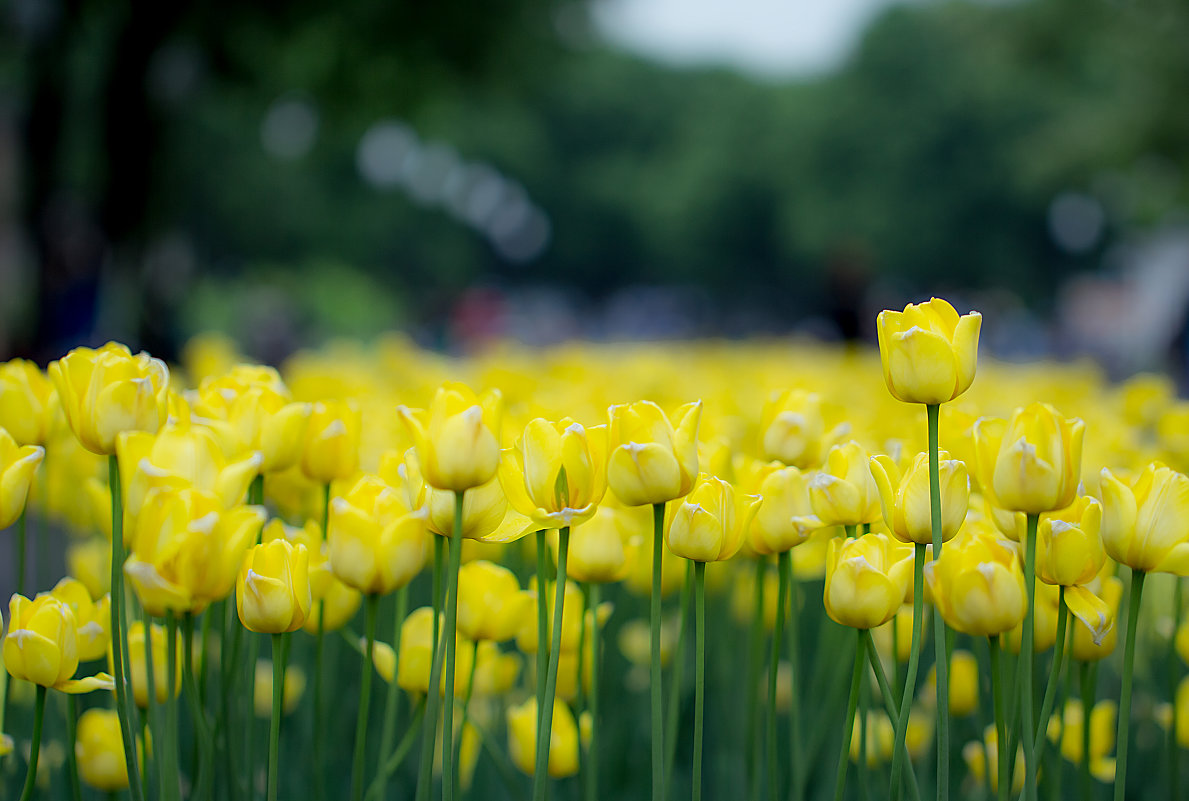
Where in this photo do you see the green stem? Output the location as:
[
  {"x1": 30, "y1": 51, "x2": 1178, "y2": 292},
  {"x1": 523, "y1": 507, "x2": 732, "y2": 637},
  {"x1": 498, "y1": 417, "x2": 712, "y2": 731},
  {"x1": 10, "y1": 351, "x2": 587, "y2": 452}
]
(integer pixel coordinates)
[
  {"x1": 222, "y1": 598, "x2": 244, "y2": 801},
  {"x1": 454, "y1": 640, "x2": 480, "y2": 799},
  {"x1": 15, "y1": 508, "x2": 26, "y2": 597},
  {"x1": 1032, "y1": 588, "x2": 1068, "y2": 759},
  {"x1": 65, "y1": 694, "x2": 83, "y2": 801},
  {"x1": 1171, "y1": 577, "x2": 1183, "y2": 801},
  {"x1": 1020, "y1": 514, "x2": 1038, "y2": 801},
  {"x1": 109, "y1": 454, "x2": 144, "y2": 801},
  {"x1": 183, "y1": 612, "x2": 214, "y2": 801},
  {"x1": 533, "y1": 525, "x2": 570, "y2": 801},
  {"x1": 833, "y1": 630, "x2": 865, "y2": 801},
  {"x1": 535, "y1": 529, "x2": 549, "y2": 771},
  {"x1": 166, "y1": 612, "x2": 181, "y2": 801},
  {"x1": 1079, "y1": 662, "x2": 1094, "y2": 801},
  {"x1": 768, "y1": 551, "x2": 789, "y2": 801},
  {"x1": 314, "y1": 480, "x2": 331, "y2": 801},
  {"x1": 1114, "y1": 569, "x2": 1146, "y2": 801},
  {"x1": 377, "y1": 585, "x2": 409, "y2": 801},
  {"x1": 693, "y1": 561, "x2": 707, "y2": 801},
  {"x1": 990, "y1": 637, "x2": 1009, "y2": 801},
  {"x1": 651, "y1": 501, "x2": 667, "y2": 801},
  {"x1": 785, "y1": 550, "x2": 804, "y2": 801},
  {"x1": 927, "y1": 403, "x2": 949, "y2": 801},
  {"x1": 415, "y1": 533, "x2": 449, "y2": 801},
  {"x1": 665, "y1": 560, "x2": 691, "y2": 786},
  {"x1": 139, "y1": 609, "x2": 158, "y2": 801},
  {"x1": 367, "y1": 697, "x2": 427, "y2": 801},
  {"x1": 17, "y1": 685, "x2": 47, "y2": 801},
  {"x1": 352, "y1": 595, "x2": 379, "y2": 801},
  {"x1": 890, "y1": 544, "x2": 927, "y2": 800},
  {"x1": 442, "y1": 491, "x2": 466, "y2": 801},
  {"x1": 746, "y1": 558, "x2": 765, "y2": 801},
  {"x1": 859, "y1": 647, "x2": 870, "y2": 801},
  {"x1": 586, "y1": 582, "x2": 602, "y2": 801},
  {"x1": 269, "y1": 633, "x2": 287, "y2": 801},
  {"x1": 863, "y1": 630, "x2": 922, "y2": 801},
  {"x1": 245, "y1": 627, "x2": 261, "y2": 801}
]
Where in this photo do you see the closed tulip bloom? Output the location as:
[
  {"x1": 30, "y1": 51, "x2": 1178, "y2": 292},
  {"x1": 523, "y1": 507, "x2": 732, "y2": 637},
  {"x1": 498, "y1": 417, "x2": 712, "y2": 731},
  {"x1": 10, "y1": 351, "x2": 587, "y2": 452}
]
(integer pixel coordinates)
[
  {"x1": 50, "y1": 578, "x2": 110, "y2": 662},
  {"x1": 876, "y1": 297, "x2": 981, "y2": 405},
  {"x1": 925, "y1": 529, "x2": 1028, "y2": 637},
  {"x1": 1099, "y1": 463, "x2": 1189, "y2": 574},
  {"x1": 49, "y1": 342, "x2": 170, "y2": 455},
  {"x1": 517, "y1": 579, "x2": 591, "y2": 654},
  {"x1": 927, "y1": 650, "x2": 979, "y2": 717},
  {"x1": 237, "y1": 540, "x2": 312, "y2": 633},
  {"x1": 873, "y1": 605, "x2": 927, "y2": 663},
  {"x1": 964, "y1": 726, "x2": 1024, "y2": 795},
  {"x1": 76, "y1": 708, "x2": 137, "y2": 791},
  {"x1": 301, "y1": 400, "x2": 362, "y2": 484},
  {"x1": 4, "y1": 593, "x2": 79, "y2": 687},
  {"x1": 329, "y1": 474, "x2": 430, "y2": 595},
  {"x1": 665, "y1": 473, "x2": 760, "y2": 562},
  {"x1": 1038, "y1": 497, "x2": 1105, "y2": 586},
  {"x1": 253, "y1": 661, "x2": 307, "y2": 717},
  {"x1": 471, "y1": 641, "x2": 522, "y2": 697},
  {"x1": 871, "y1": 450, "x2": 968, "y2": 546},
  {"x1": 849, "y1": 711, "x2": 895, "y2": 766},
  {"x1": 566, "y1": 504, "x2": 636, "y2": 583},
  {"x1": 457, "y1": 560, "x2": 532, "y2": 642},
  {"x1": 507, "y1": 698, "x2": 581, "y2": 778},
  {"x1": 394, "y1": 449, "x2": 531, "y2": 544},
  {"x1": 397, "y1": 382, "x2": 502, "y2": 492},
  {"x1": 606, "y1": 399, "x2": 701, "y2": 506},
  {"x1": 0, "y1": 428, "x2": 45, "y2": 528},
  {"x1": 758, "y1": 389, "x2": 839, "y2": 469},
  {"x1": 743, "y1": 461, "x2": 817, "y2": 555},
  {"x1": 67, "y1": 539, "x2": 111, "y2": 600},
  {"x1": 500, "y1": 418, "x2": 609, "y2": 529},
  {"x1": 1048, "y1": 700, "x2": 1117, "y2": 780},
  {"x1": 973, "y1": 404, "x2": 1084, "y2": 516},
  {"x1": 1069, "y1": 576, "x2": 1123, "y2": 662},
  {"x1": 396, "y1": 607, "x2": 471, "y2": 696},
  {"x1": 121, "y1": 621, "x2": 181, "y2": 707},
  {"x1": 302, "y1": 577, "x2": 362, "y2": 634},
  {"x1": 0, "y1": 359, "x2": 55, "y2": 446},
  {"x1": 810, "y1": 441, "x2": 882, "y2": 527},
  {"x1": 824, "y1": 532, "x2": 913, "y2": 630}
]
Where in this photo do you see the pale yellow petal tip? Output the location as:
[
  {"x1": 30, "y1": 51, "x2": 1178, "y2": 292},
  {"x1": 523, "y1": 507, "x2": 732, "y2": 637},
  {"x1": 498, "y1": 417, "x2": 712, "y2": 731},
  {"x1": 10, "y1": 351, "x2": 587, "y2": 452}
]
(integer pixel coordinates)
[{"x1": 57, "y1": 672, "x2": 116, "y2": 694}]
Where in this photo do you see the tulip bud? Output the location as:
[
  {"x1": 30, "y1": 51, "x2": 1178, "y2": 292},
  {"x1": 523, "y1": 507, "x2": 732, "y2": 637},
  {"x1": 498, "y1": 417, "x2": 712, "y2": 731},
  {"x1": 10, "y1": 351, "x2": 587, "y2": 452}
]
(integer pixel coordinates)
[
  {"x1": 606, "y1": 400, "x2": 701, "y2": 507},
  {"x1": 122, "y1": 621, "x2": 182, "y2": 707},
  {"x1": 810, "y1": 441, "x2": 882, "y2": 527},
  {"x1": 500, "y1": 418, "x2": 609, "y2": 529},
  {"x1": 0, "y1": 428, "x2": 45, "y2": 528},
  {"x1": 397, "y1": 383, "x2": 501, "y2": 492},
  {"x1": 824, "y1": 533, "x2": 913, "y2": 630},
  {"x1": 507, "y1": 698, "x2": 580, "y2": 778},
  {"x1": 237, "y1": 540, "x2": 312, "y2": 634},
  {"x1": 925, "y1": 529, "x2": 1027, "y2": 637},
  {"x1": 4, "y1": 593, "x2": 79, "y2": 687},
  {"x1": 871, "y1": 451, "x2": 969, "y2": 546},
  {"x1": 0, "y1": 359, "x2": 54, "y2": 446},
  {"x1": 253, "y1": 661, "x2": 307, "y2": 717},
  {"x1": 876, "y1": 297, "x2": 981, "y2": 405},
  {"x1": 665, "y1": 473, "x2": 759, "y2": 563},
  {"x1": 973, "y1": 404, "x2": 1084, "y2": 516},
  {"x1": 76, "y1": 708, "x2": 139, "y2": 791},
  {"x1": 301, "y1": 400, "x2": 362, "y2": 484},
  {"x1": 1099, "y1": 463, "x2": 1189, "y2": 574}
]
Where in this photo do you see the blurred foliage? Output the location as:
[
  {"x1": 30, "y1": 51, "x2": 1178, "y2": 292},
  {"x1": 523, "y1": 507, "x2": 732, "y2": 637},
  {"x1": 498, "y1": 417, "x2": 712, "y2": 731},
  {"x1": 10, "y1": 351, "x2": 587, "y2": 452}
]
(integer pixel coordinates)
[{"x1": 5, "y1": 0, "x2": 1189, "y2": 351}]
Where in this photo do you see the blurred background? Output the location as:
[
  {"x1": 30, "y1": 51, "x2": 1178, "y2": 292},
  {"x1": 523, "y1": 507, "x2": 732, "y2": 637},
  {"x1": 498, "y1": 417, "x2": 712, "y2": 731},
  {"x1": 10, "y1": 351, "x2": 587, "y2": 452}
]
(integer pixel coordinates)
[{"x1": 3, "y1": 0, "x2": 1189, "y2": 381}]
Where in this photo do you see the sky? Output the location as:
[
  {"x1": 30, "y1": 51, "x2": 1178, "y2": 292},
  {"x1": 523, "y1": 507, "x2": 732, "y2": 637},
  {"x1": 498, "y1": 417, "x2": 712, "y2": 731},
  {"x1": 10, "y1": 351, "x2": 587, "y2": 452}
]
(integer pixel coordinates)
[{"x1": 591, "y1": 0, "x2": 920, "y2": 79}]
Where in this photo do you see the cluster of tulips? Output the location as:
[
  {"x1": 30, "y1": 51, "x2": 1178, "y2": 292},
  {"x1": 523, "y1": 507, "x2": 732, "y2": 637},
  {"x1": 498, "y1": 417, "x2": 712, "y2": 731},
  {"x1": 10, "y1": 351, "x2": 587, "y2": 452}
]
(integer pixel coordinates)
[{"x1": 3, "y1": 297, "x2": 1189, "y2": 801}]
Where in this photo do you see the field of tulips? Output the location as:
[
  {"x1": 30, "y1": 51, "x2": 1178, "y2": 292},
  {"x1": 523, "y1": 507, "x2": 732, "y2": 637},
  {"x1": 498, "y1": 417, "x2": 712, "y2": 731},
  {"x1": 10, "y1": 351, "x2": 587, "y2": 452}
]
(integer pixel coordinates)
[{"x1": 4, "y1": 297, "x2": 1189, "y2": 801}]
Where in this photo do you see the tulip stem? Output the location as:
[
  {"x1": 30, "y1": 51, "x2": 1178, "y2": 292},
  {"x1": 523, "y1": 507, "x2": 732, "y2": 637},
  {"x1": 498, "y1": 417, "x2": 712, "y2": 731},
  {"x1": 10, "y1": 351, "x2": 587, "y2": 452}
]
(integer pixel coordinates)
[
  {"x1": 165, "y1": 612, "x2": 182, "y2": 801},
  {"x1": 1078, "y1": 661, "x2": 1095, "y2": 800},
  {"x1": 108, "y1": 454, "x2": 144, "y2": 801},
  {"x1": 15, "y1": 508, "x2": 26, "y2": 598},
  {"x1": 785, "y1": 550, "x2": 804, "y2": 801},
  {"x1": 377, "y1": 584, "x2": 409, "y2": 801},
  {"x1": 651, "y1": 501, "x2": 667, "y2": 801},
  {"x1": 1115, "y1": 569, "x2": 1146, "y2": 801},
  {"x1": 442, "y1": 491, "x2": 467, "y2": 801},
  {"x1": 863, "y1": 629, "x2": 922, "y2": 801},
  {"x1": 989, "y1": 636, "x2": 1009, "y2": 801},
  {"x1": 1032, "y1": 587, "x2": 1068, "y2": 760},
  {"x1": 768, "y1": 551, "x2": 790, "y2": 801},
  {"x1": 64, "y1": 693, "x2": 82, "y2": 801},
  {"x1": 585, "y1": 581, "x2": 602, "y2": 801},
  {"x1": 665, "y1": 560, "x2": 691, "y2": 786},
  {"x1": 535, "y1": 529, "x2": 549, "y2": 772},
  {"x1": 352, "y1": 596, "x2": 379, "y2": 801},
  {"x1": 926, "y1": 402, "x2": 949, "y2": 801},
  {"x1": 834, "y1": 629, "x2": 865, "y2": 801},
  {"x1": 692, "y1": 560, "x2": 707, "y2": 801},
  {"x1": 1170, "y1": 577, "x2": 1183, "y2": 801},
  {"x1": 183, "y1": 612, "x2": 214, "y2": 801},
  {"x1": 534, "y1": 525, "x2": 570, "y2": 801},
  {"x1": 17, "y1": 684, "x2": 46, "y2": 801},
  {"x1": 139, "y1": 609, "x2": 159, "y2": 801},
  {"x1": 890, "y1": 543, "x2": 926, "y2": 801},
  {"x1": 745, "y1": 558, "x2": 765, "y2": 801},
  {"x1": 367, "y1": 697, "x2": 426, "y2": 801},
  {"x1": 1019, "y1": 514, "x2": 1038, "y2": 801},
  {"x1": 269, "y1": 633, "x2": 287, "y2": 801},
  {"x1": 415, "y1": 533, "x2": 449, "y2": 801},
  {"x1": 454, "y1": 640, "x2": 480, "y2": 799},
  {"x1": 313, "y1": 480, "x2": 332, "y2": 801}
]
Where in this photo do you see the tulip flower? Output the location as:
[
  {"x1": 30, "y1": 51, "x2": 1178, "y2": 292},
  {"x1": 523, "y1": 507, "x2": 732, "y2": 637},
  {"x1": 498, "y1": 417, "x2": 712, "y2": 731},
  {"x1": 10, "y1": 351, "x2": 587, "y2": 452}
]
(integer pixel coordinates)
[
  {"x1": 76, "y1": 708, "x2": 140, "y2": 791},
  {"x1": 758, "y1": 389, "x2": 844, "y2": 469},
  {"x1": 825, "y1": 533, "x2": 913, "y2": 631},
  {"x1": 500, "y1": 417, "x2": 609, "y2": 530},
  {"x1": 876, "y1": 297, "x2": 981, "y2": 406},
  {"x1": 566, "y1": 504, "x2": 637, "y2": 583},
  {"x1": 0, "y1": 358, "x2": 55, "y2": 446},
  {"x1": 301, "y1": 399, "x2": 362, "y2": 485},
  {"x1": 740, "y1": 461, "x2": 819, "y2": 555},
  {"x1": 809, "y1": 441, "x2": 882, "y2": 528},
  {"x1": 237, "y1": 540, "x2": 313, "y2": 634},
  {"x1": 606, "y1": 399, "x2": 701, "y2": 507},
  {"x1": 973, "y1": 404, "x2": 1085, "y2": 517},
  {"x1": 1048, "y1": 700, "x2": 1117, "y2": 780},
  {"x1": 925, "y1": 529, "x2": 1027, "y2": 638},
  {"x1": 1070, "y1": 576, "x2": 1122, "y2": 662},
  {"x1": 0, "y1": 428, "x2": 44, "y2": 528},
  {"x1": 871, "y1": 450, "x2": 969, "y2": 546},
  {"x1": 253, "y1": 661, "x2": 307, "y2": 717},
  {"x1": 50, "y1": 577, "x2": 111, "y2": 663},
  {"x1": 328, "y1": 474, "x2": 430, "y2": 596},
  {"x1": 456, "y1": 561, "x2": 532, "y2": 643},
  {"x1": 120, "y1": 621, "x2": 181, "y2": 708},
  {"x1": 1099, "y1": 463, "x2": 1189, "y2": 574},
  {"x1": 963, "y1": 726, "x2": 1024, "y2": 795},
  {"x1": 507, "y1": 698, "x2": 582, "y2": 779},
  {"x1": 666, "y1": 473, "x2": 759, "y2": 564},
  {"x1": 397, "y1": 382, "x2": 502, "y2": 493}
]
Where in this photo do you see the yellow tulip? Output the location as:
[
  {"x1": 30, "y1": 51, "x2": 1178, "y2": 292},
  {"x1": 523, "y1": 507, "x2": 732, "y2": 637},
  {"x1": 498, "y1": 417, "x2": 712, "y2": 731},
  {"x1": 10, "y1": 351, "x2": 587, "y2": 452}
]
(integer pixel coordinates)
[
  {"x1": 1069, "y1": 577, "x2": 1123, "y2": 662},
  {"x1": 876, "y1": 297, "x2": 981, "y2": 405},
  {"x1": 397, "y1": 382, "x2": 502, "y2": 492},
  {"x1": 1048, "y1": 700, "x2": 1117, "y2": 780},
  {"x1": 1037, "y1": 497, "x2": 1105, "y2": 587},
  {"x1": 0, "y1": 428, "x2": 45, "y2": 528},
  {"x1": 191, "y1": 365, "x2": 311, "y2": 473},
  {"x1": 517, "y1": 579, "x2": 592, "y2": 654},
  {"x1": 328, "y1": 474, "x2": 430, "y2": 595},
  {"x1": 456, "y1": 560, "x2": 532, "y2": 642},
  {"x1": 302, "y1": 578, "x2": 362, "y2": 634},
  {"x1": 740, "y1": 460, "x2": 818, "y2": 555},
  {"x1": 49, "y1": 342, "x2": 170, "y2": 455},
  {"x1": 395, "y1": 607, "x2": 471, "y2": 696},
  {"x1": 301, "y1": 400, "x2": 362, "y2": 484},
  {"x1": 4, "y1": 594, "x2": 113, "y2": 694},
  {"x1": 824, "y1": 532, "x2": 913, "y2": 630},
  {"x1": 665, "y1": 473, "x2": 759, "y2": 562},
  {"x1": 849, "y1": 711, "x2": 895, "y2": 766},
  {"x1": 470, "y1": 641, "x2": 521, "y2": 697},
  {"x1": 606, "y1": 400, "x2": 701, "y2": 506},
  {"x1": 1099, "y1": 462, "x2": 1189, "y2": 574},
  {"x1": 75, "y1": 708, "x2": 137, "y2": 791},
  {"x1": 67, "y1": 539, "x2": 111, "y2": 600},
  {"x1": 237, "y1": 540, "x2": 312, "y2": 634},
  {"x1": 0, "y1": 359, "x2": 55, "y2": 446},
  {"x1": 500, "y1": 418, "x2": 609, "y2": 529},
  {"x1": 963, "y1": 726, "x2": 1024, "y2": 794},
  {"x1": 870, "y1": 450, "x2": 968, "y2": 546},
  {"x1": 873, "y1": 604, "x2": 926, "y2": 664},
  {"x1": 925, "y1": 528, "x2": 1027, "y2": 637},
  {"x1": 122, "y1": 621, "x2": 181, "y2": 707},
  {"x1": 926, "y1": 650, "x2": 978, "y2": 717},
  {"x1": 758, "y1": 389, "x2": 841, "y2": 469},
  {"x1": 810, "y1": 441, "x2": 882, "y2": 527},
  {"x1": 507, "y1": 698, "x2": 580, "y2": 778},
  {"x1": 566, "y1": 504, "x2": 637, "y2": 583},
  {"x1": 253, "y1": 661, "x2": 307, "y2": 717},
  {"x1": 973, "y1": 403, "x2": 1084, "y2": 516},
  {"x1": 50, "y1": 578, "x2": 110, "y2": 662},
  {"x1": 1176, "y1": 677, "x2": 1189, "y2": 748}
]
